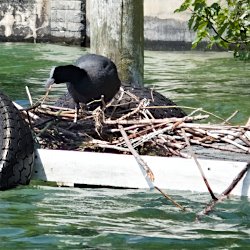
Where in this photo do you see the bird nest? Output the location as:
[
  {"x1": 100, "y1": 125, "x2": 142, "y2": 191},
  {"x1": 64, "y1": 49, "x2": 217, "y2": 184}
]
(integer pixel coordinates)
[{"x1": 17, "y1": 88, "x2": 250, "y2": 160}]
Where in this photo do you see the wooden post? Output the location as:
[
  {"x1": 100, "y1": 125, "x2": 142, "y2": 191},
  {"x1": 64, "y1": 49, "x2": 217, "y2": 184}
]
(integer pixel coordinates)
[{"x1": 89, "y1": 0, "x2": 144, "y2": 87}]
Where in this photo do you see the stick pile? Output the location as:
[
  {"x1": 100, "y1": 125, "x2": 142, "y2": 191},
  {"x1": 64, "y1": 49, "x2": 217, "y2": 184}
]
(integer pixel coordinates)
[{"x1": 18, "y1": 90, "x2": 250, "y2": 158}]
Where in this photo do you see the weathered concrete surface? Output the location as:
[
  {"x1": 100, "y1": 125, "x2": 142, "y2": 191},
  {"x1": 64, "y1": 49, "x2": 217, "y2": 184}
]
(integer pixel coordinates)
[
  {"x1": 0, "y1": 0, "x2": 208, "y2": 49},
  {"x1": 144, "y1": 0, "x2": 196, "y2": 50},
  {"x1": 0, "y1": 0, "x2": 86, "y2": 44},
  {"x1": 50, "y1": 0, "x2": 86, "y2": 45},
  {"x1": 86, "y1": 0, "x2": 202, "y2": 50},
  {"x1": 0, "y1": 0, "x2": 50, "y2": 42},
  {"x1": 89, "y1": 0, "x2": 144, "y2": 87}
]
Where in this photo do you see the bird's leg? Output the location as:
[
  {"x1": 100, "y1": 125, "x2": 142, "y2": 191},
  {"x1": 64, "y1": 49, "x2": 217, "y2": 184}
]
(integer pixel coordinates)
[
  {"x1": 101, "y1": 95, "x2": 107, "y2": 111},
  {"x1": 74, "y1": 102, "x2": 80, "y2": 123}
]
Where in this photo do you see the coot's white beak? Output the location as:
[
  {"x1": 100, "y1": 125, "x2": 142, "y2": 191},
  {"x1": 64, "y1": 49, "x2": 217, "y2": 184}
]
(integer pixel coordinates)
[
  {"x1": 45, "y1": 78, "x2": 55, "y2": 89},
  {"x1": 45, "y1": 66, "x2": 56, "y2": 89}
]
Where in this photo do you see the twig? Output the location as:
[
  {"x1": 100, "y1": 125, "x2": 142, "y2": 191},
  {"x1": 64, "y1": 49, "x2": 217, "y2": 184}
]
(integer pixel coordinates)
[
  {"x1": 190, "y1": 139, "x2": 247, "y2": 154},
  {"x1": 36, "y1": 120, "x2": 55, "y2": 137},
  {"x1": 182, "y1": 128, "x2": 218, "y2": 201},
  {"x1": 158, "y1": 135, "x2": 185, "y2": 150},
  {"x1": 13, "y1": 102, "x2": 40, "y2": 120},
  {"x1": 246, "y1": 117, "x2": 250, "y2": 127},
  {"x1": 185, "y1": 126, "x2": 250, "y2": 153},
  {"x1": 93, "y1": 107, "x2": 105, "y2": 136},
  {"x1": 105, "y1": 114, "x2": 209, "y2": 125},
  {"x1": 109, "y1": 87, "x2": 125, "y2": 117},
  {"x1": 154, "y1": 186, "x2": 186, "y2": 211},
  {"x1": 25, "y1": 86, "x2": 33, "y2": 106},
  {"x1": 34, "y1": 117, "x2": 55, "y2": 128},
  {"x1": 187, "y1": 107, "x2": 203, "y2": 117},
  {"x1": 205, "y1": 132, "x2": 250, "y2": 153},
  {"x1": 221, "y1": 137, "x2": 250, "y2": 153},
  {"x1": 101, "y1": 95, "x2": 107, "y2": 111},
  {"x1": 119, "y1": 125, "x2": 186, "y2": 211},
  {"x1": 41, "y1": 104, "x2": 75, "y2": 112},
  {"x1": 120, "y1": 122, "x2": 171, "y2": 141},
  {"x1": 117, "y1": 99, "x2": 147, "y2": 121},
  {"x1": 150, "y1": 87, "x2": 155, "y2": 102},
  {"x1": 36, "y1": 108, "x2": 75, "y2": 119},
  {"x1": 222, "y1": 110, "x2": 238, "y2": 125},
  {"x1": 181, "y1": 123, "x2": 248, "y2": 130},
  {"x1": 146, "y1": 105, "x2": 229, "y2": 123},
  {"x1": 109, "y1": 124, "x2": 146, "y2": 133},
  {"x1": 41, "y1": 87, "x2": 50, "y2": 104},
  {"x1": 90, "y1": 143, "x2": 131, "y2": 152},
  {"x1": 240, "y1": 135, "x2": 250, "y2": 147},
  {"x1": 196, "y1": 162, "x2": 250, "y2": 221},
  {"x1": 119, "y1": 125, "x2": 155, "y2": 183},
  {"x1": 131, "y1": 121, "x2": 181, "y2": 148}
]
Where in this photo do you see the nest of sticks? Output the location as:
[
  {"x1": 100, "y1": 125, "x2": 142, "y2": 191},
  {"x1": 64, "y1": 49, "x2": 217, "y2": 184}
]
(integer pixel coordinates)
[{"x1": 18, "y1": 88, "x2": 250, "y2": 158}]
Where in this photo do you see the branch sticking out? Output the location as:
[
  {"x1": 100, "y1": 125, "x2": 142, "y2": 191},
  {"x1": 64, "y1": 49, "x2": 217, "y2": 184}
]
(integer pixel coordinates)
[
  {"x1": 119, "y1": 125, "x2": 186, "y2": 211},
  {"x1": 196, "y1": 162, "x2": 250, "y2": 221}
]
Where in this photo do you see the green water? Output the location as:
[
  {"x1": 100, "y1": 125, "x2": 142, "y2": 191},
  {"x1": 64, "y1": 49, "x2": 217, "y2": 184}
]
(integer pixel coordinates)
[
  {"x1": 0, "y1": 43, "x2": 250, "y2": 249},
  {"x1": 1, "y1": 43, "x2": 249, "y2": 124},
  {"x1": 0, "y1": 186, "x2": 249, "y2": 249},
  {"x1": 144, "y1": 51, "x2": 250, "y2": 124}
]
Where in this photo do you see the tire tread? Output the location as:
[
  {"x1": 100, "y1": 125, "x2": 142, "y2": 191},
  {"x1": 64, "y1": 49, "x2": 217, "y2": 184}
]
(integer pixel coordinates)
[{"x1": 0, "y1": 92, "x2": 34, "y2": 190}]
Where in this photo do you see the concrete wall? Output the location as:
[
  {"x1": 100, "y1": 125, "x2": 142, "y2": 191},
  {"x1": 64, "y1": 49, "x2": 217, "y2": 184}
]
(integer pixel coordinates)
[
  {"x1": 50, "y1": 0, "x2": 85, "y2": 45},
  {"x1": 0, "y1": 0, "x2": 50, "y2": 42},
  {"x1": 0, "y1": 0, "x2": 85, "y2": 44},
  {"x1": 144, "y1": 0, "x2": 195, "y2": 50},
  {"x1": 86, "y1": 0, "x2": 196, "y2": 50},
  {"x1": 0, "y1": 0, "x2": 198, "y2": 49}
]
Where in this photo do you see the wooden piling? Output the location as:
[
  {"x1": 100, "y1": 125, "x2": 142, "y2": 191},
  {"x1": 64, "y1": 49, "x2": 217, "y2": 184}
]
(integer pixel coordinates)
[{"x1": 89, "y1": 0, "x2": 144, "y2": 87}]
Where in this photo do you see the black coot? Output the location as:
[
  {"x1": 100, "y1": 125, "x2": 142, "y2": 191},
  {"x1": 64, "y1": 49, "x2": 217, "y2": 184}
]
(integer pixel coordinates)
[{"x1": 46, "y1": 54, "x2": 121, "y2": 107}]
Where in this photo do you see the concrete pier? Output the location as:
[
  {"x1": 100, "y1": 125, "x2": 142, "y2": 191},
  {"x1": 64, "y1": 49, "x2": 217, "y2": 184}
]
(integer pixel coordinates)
[{"x1": 0, "y1": 0, "x2": 198, "y2": 50}]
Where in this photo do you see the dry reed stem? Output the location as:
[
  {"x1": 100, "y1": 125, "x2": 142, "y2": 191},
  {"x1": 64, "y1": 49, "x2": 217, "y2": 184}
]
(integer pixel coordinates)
[
  {"x1": 196, "y1": 162, "x2": 250, "y2": 221},
  {"x1": 182, "y1": 128, "x2": 218, "y2": 201},
  {"x1": 18, "y1": 89, "x2": 249, "y2": 160},
  {"x1": 119, "y1": 125, "x2": 186, "y2": 211}
]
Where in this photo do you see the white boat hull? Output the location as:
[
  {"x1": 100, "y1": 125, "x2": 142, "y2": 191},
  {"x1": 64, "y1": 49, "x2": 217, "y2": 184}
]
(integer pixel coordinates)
[{"x1": 33, "y1": 149, "x2": 250, "y2": 197}]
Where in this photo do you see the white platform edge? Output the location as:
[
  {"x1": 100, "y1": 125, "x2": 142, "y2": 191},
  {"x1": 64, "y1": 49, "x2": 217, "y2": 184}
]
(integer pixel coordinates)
[{"x1": 32, "y1": 149, "x2": 250, "y2": 197}]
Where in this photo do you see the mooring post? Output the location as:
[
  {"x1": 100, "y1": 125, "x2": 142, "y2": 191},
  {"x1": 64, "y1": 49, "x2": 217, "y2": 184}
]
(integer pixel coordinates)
[{"x1": 89, "y1": 0, "x2": 144, "y2": 87}]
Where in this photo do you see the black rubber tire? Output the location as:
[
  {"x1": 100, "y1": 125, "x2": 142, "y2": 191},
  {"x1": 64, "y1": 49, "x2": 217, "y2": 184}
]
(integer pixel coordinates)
[{"x1": 0, "y1": 92, "x2": 34, "y2": 190}]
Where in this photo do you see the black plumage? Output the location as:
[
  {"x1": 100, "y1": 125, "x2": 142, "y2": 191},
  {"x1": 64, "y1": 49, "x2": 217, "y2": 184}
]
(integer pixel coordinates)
[{"x1": 46, "y1": 54, "x2": 121, "y2": 107}]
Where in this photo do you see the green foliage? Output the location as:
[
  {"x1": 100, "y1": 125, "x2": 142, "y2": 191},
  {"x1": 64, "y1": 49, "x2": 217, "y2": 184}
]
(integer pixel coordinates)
[{"x1": 175, "y1": 0, "x2": 250, "y2": 60}]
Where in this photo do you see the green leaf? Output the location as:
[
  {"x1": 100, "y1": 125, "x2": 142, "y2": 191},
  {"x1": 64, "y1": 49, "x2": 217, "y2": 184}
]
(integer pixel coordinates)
[
  {"x1": 210, "y1": 2, "x2": 220, "y2": 14},
  {"x1": 193, "y1": 0, "x2": 206, "y2": 11},
  {"x1": 175, "y1": 0, "x2": 250, "y2": 58},
  {"x1": 188, "y1": 15, "x2": 196, "y2": 29},
  {"x1": 174, "y1": 0, "x2": 192, "y2": 13},
  {"x1": 217, "y1": 23, "x2": 229, "y2": 37}
]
